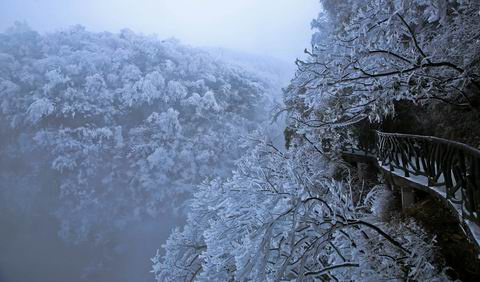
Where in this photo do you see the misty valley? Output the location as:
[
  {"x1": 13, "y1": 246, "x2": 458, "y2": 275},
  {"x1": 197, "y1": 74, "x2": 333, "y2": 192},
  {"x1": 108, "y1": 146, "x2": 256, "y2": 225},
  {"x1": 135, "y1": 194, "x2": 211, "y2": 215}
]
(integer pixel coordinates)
[{"x1": 1, "y1": 1, "x2": 480, "y2": 281}]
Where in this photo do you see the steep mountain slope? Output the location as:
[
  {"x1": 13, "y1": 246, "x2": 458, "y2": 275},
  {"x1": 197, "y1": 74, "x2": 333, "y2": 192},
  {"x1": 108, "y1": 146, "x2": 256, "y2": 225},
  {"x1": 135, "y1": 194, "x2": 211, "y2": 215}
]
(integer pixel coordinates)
[
  {"x1": 0, "y1": 23, "x2": 281, "y2": 281},
  {"x1": 154, "y1": 0, "x2": 480, "y2": 280}
]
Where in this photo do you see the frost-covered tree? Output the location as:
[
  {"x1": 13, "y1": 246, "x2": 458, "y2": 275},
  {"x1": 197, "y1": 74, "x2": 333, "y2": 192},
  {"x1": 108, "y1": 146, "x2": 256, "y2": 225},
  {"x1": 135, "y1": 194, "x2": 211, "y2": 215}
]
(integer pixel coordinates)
[
  {"x1": 154, "y1": 1, "x2": 471, "y2": 280},
  {"x1": 285, "y1": 0, "x2": 480, "y2": 145},
  {"x1": 154, "y1": 134, "x2": 449, "y2": 281},
  {"x1": 0, "y1": 23, "x2": 272, "y2": 242}
]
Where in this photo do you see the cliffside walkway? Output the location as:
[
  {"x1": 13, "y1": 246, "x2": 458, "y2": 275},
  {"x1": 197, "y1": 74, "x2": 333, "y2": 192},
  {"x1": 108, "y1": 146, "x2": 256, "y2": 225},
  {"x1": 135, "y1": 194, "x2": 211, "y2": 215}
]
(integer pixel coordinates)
[{"x1": 342, "y1": 131, "x2": 480, "y2": 250}]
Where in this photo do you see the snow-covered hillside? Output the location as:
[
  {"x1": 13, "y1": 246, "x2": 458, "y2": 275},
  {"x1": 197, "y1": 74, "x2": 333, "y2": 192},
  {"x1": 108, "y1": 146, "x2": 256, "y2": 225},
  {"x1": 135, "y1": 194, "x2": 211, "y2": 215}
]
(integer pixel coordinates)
[{"x1": 0, "y1": 23, "x2": 285, "y2": 281}]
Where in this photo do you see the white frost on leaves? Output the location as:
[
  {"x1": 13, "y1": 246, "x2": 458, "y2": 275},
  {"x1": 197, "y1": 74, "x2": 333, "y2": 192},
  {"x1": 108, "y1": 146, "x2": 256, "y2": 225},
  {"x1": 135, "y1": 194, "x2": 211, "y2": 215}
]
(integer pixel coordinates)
[
  {"x1": 156, "y1": 136, "x2": 450, "y2": 281},
  {"x1": 154, "y1": 0, "x2": 479, "y2": 280},
  {"x1": 27, "y1": 98, "x2": 55, "y2": 123},
  {"x1": 0, "y1": 25, "x2": 275, "y2": 243}
]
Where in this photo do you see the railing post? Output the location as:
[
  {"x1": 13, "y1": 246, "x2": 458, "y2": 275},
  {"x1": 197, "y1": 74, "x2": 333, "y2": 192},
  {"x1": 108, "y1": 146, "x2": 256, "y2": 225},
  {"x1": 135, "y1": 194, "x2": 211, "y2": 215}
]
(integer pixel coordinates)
[
  {"x1": 401, "y1": 186, "x2": 415, "y2": 210},
  {"x1": 401, "y1": 146, "x2": 410, "y2": 178},
  {"x1": 473, "y1": 157, "x2": 480, "y2": 222},
  {"x1": 464, "y1": 155, "x2": 477, "y2": 220}
]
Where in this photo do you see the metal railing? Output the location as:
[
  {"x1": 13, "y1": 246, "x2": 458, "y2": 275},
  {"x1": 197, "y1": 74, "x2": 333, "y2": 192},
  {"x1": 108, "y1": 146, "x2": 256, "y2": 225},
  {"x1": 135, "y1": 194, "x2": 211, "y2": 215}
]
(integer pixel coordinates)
[{"x1": 376, "y1": 131, "x2": 480, "y2": 224}]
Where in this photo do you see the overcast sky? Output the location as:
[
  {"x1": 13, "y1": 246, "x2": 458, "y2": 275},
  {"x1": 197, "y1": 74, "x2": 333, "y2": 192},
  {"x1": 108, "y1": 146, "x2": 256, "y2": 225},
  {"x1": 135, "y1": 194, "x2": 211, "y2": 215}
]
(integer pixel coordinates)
[{"x1": 0, "y1": 0, "x2": 320, "y2": 62}]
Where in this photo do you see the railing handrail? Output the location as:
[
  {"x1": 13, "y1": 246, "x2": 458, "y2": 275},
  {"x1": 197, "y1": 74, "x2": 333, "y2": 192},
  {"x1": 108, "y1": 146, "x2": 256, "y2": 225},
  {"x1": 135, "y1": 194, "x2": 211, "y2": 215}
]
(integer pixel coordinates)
[
  {"x1": 343, "y1": 130, "x2": 480, "y2": 247},
  {"x1": 376, "y1": 130, "x2": 480, "y2": 157},
  {"x1": 371, "y1": 130, "x2": 480, "y2": 228}
]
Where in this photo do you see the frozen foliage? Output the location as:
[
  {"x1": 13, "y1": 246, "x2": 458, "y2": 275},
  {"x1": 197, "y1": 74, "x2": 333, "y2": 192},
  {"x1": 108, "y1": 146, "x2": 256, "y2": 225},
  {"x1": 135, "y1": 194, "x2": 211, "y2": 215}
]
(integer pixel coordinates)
[
  {"x1": 0, "y1": 24, "x2": 271, "y2": 242},
  {"x1": 155, "y1": 136, "x2": 449, "y2": 281},
  {"x1": 285, "y1": 0, "x2": 480, "y2": 146},
  {"x1": 154, "y1": 0, "x2": 469, "y2": 280}
]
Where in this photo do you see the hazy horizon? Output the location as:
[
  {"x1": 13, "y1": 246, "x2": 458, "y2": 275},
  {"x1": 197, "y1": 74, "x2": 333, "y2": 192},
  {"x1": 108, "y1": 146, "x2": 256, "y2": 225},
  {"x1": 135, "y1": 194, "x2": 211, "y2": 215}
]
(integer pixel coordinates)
[{"x1": 0, "y1": 0, "x2": 320, "y2": 62}]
